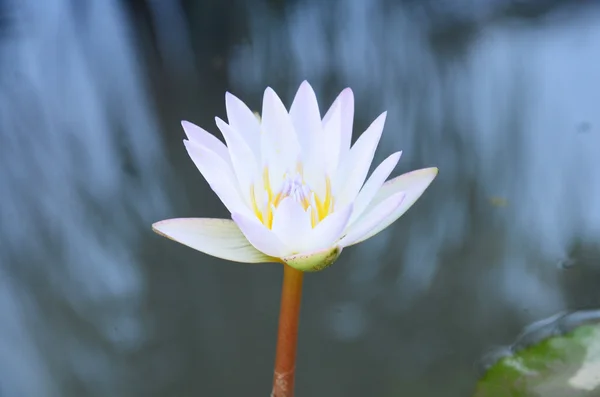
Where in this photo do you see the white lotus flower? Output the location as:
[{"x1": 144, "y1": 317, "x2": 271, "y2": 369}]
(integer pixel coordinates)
[{"x1": 153, "y1": 81, "x2": 437, "y2": 271}]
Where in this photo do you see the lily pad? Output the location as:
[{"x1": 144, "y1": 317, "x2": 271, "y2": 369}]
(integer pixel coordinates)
[{"x1": 474, "y1": 310, "x2": 600, "y2": 397}]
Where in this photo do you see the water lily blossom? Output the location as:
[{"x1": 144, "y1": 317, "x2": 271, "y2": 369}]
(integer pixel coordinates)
[{"x1": 153, "y1": 81, "x2": 437, "y2": 271}]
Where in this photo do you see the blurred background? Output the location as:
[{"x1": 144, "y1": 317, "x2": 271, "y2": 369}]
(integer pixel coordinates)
[{"x1": 1, "y1": 0, "x2": 600, "y2": 396}]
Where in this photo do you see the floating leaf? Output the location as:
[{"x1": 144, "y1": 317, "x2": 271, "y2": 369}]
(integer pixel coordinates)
[{"x1": 474, "y1": 310, "x2": 600, "y2": 397}]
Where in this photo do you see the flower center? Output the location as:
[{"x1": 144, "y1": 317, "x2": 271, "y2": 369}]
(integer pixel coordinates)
[
  {"x1": 282, "y1": 173, "x2": 311, "y2": 208},
  {"x1": 250, "y1": 167, "x2": 333, "y2": 229}
]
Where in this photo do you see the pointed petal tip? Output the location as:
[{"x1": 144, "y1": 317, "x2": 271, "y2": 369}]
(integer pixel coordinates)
[
  {"x1": 396, "y1": 167, "x2": 439, "y2": 191},
  {"x1": 151, "y1": 219, "x2": 180, "y2": 241},
  {"x1": 263, "y1": 86, "x2": 287, "y2": 109},
  {"x1": 225, "y1": 91, "x2": 246, "y2": 107},
  {"x1": 329, "y1": 87, "x2": 354, "y2": 110},
  {"x1": 225, "y1": 91, "x2": 244, "y2": 103},
  {"x1": 225, "y1": 91, "x2": 248, "y2": 110},
  {"x1": 295, "y1": 80, "x2": 317, "y2": 98},
  {"x1": 180, "y1": 120, "x2": 197, "y2": 133},
  {"x1": 151, "y1": 220, "x2": 165, "y2": 234},
  {"x1": 152, "y1": 218, "x2": 187, "y2": 237},
  {"x1": 404, "y1": 166, "x2": 438, "y2": 178},
  {"x1": 180, "y1": 121, "x2": 210, "y2": 144},
  {"x1": 426, "y1": 167, "x2": 439, "y2": 179},
  {"x1": 340, "y1": 87, "x2": 354, "y2": 96},
  {"x1": 417, "y1": 166, "x2": 439, "y2": 180},
  {"x1": 151, "y1": 218, "x2": 184, "y2": 242},
  {"x1": 370, "y1": 111, "x2": 387, "y2": 128},
  {"x1": 282, "y1": 246, "x2": 342, "y2": 272}
]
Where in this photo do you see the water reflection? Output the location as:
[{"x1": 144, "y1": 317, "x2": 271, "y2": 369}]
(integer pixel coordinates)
[
  {"x1": 1, "y1": 0, "x2": 600, "y2": 396},
  {"x1": 0, "y1": 0, "x2": 168, "y2": 396}
]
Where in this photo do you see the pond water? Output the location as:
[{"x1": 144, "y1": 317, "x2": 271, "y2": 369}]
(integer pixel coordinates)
[{"x1": 1, "y1": 0, "x2": 600, "y2": 396}]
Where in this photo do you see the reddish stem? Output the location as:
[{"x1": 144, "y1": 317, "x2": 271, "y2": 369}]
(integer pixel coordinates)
[{"x1": 271, "y1": 264, "x2": 304, "y2": 397}]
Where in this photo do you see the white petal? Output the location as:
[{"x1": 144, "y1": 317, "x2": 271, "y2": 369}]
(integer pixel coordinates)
[
  {"x1": 322, "y1": 87, "x2": 354, "y2": 164},
  {"x1": 289, "y1": 80, "x2": 322, "y2": 154},
  {"x1": 181, "y1": 121, "x2": 230, "y2": 164},
  {"x1": 282, "y1": 246, "x2": 342, "y2": 272},
  {"x1": 304, "y1": 204, "x2": 353, "y2": 252},
  {"x1": 334, "y1": 112, "x2": 387, "y2": 208},
  {"x1": 184, "y1": 140, "x2": 251, "y2": 217},
  {"x1": 152, "y1": 218, "x2": 275, "y2": 263},
  {"x1": 215, "y1": 117, "x2": 259, "y2": 203},
  {"x1": 338, "y1": 192, "x2": 405, "y2": 248},
  {"x1": 302, "y1": 101, "x2": 339, "y2": 199},
  {"x1": 271, "y1": 198, "x2": 313, "y2": 252},
  {"x1": 348, "y1": 151, "x2": 402, "y2": 226},
  {"x1": 303, "y1": 105, "x2": 338, "y2": 198},
  {"x1": 261, "y1": 87, "x2": 301, "y2": 185},
  {"x1": 302, "y1": 99, "x2": 343, "y2": 199},
  {"x1": 231, "y1": 212, "x2": 288, "y2": 258},
  {"x1": 350, "y1": 167, "x2": 438, "y2": 245},
  {"x1": 301, "y1": 88, "x2": 350, "y2": 198},
  {"x1": 321, "y1": 99, "x2": 342, "y2": 176},
  {"x1": 225, "y1": 92, "x2": 261, "y2": 155}
]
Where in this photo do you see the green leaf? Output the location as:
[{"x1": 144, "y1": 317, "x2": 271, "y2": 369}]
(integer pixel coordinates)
[{"x1": 474, "y1": 310, "x2": 600, "y2": 397}]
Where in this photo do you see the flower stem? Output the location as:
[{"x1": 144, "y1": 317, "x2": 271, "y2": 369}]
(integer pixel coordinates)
[{"x1": 271, "y1": 264, "x2": 304, "y2": 397}]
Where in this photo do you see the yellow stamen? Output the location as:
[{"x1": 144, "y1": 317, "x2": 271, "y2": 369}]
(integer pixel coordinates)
[
  {"x1": 300, "y1": 197, "x2": 310, "y2": 211},
  {"x1": 250, "y1": 185, "x2": 264, "y2": 224},
  {"x1": 322, "y1": 177, "x2": 333, "y2": 218},
  {"x1": 310, "y1": 207, "x2": 318, "y2": 228},
  {"x1": 265, "y1": 205, "x2": 274, "y2": 229},
  {"x1": 273, "y1": 192, "x2": 284, "y2": 208},
  {"x1": 314, "y1": 177, "x2": 333, "y2": 221},
  {"x1": 263, "y1": 167, "x2": 272, "y2": 201}
]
